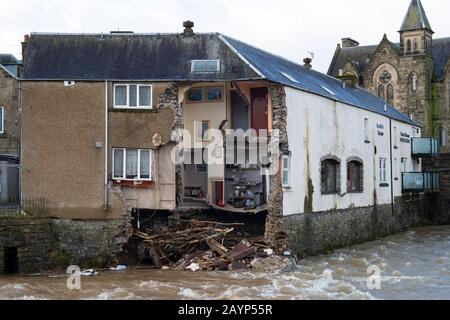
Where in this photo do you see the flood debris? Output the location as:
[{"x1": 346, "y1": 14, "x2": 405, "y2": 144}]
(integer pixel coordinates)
[{"x1": 133, "y1": 218, "x2": 279, "y2": 272}]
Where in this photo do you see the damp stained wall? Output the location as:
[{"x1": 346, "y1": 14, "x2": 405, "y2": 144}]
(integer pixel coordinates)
[{"x1": 283, "y1": 87, "x2": 421, "y2": 216}]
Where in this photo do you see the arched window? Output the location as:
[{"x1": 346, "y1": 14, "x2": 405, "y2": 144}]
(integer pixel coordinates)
[
  {"x1": 413, "y1": 39, "x2": 418, "y2": 53},
  {"x1": 406, "y1": 39, "x2": 412, "y2": 54},
  {"x1": 439, "y1": 127, "x2": 447, "y2": 147},
  {"x1": 321, "y1": 158, "x2": 340, "y2": 194},
  {"x1": 410, "y1": 73, "x2": 418, "y2": 92},
  {"x1": 378, "y1": 84, "x2": 385, "y2": 100},
  {"x1": 347, "y1": 160, "x2": 364, "y2": 193},
  {"x1": 387, "y1": 84, "x2": 394, "y2": 105}
]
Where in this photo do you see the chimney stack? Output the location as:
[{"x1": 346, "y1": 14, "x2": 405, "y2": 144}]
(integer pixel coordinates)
[
  {"x1": 303, "y1": 57, "x2": 312, "y2": 70},
  {"x1": 183, "y1": 21, "x2": 194, "y2": 36},
  {"x1": 341, "y1": 38, "x2": 359, "y2": 48},
  {"x1": 22, "y1": 34, "x2": 29, "y2": 64}
]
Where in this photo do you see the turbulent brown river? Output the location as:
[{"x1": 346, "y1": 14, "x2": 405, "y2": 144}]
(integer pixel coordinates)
[{"x1": 1, "y1": 226, "x2": 450, "y2": 300}]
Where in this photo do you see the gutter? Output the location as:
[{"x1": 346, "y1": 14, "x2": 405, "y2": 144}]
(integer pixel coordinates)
[{"x1": 104, "y1": 81, "x2": 109, "y2": 211}]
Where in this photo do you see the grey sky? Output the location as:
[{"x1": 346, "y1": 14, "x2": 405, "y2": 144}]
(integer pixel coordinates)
[{"x1": 1, "y1": 0, "x2": 449, "y2": 73}]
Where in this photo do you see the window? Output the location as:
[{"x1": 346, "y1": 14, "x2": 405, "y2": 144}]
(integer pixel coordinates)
[
  {"x1": 114, "y1": 84, "x2": 152, "y2": 108},
  {"x1": 195, "y1": 164, "x2": 207, "y2": 174},
  {"x1": 401, "y1": 158, "x2": 408, "y2": 173},
  {"x1": 113, "y1": 149, "x2": 152, "y2": 181},
  {"x1": 195, "y1": 120, "x2": 210, "y2": 142},
  {"x1": 406, "y1": 39, "x2": 412, "y2": 54},
  {"x1": 439, "y1": 127, "x2": 447, "y2": 147},
  {"x1": 410, "y1": 73, "x2": 418, "y2": 92},
  {"x1": 187, "y1": 87, "x2": 224, "y2": 103},
  {"x1": 347, "y1": 160, "x2": 363, "y2": 193},
  {"x1": 394, "y1": 127, "x2": 398, "y2": 148},
  {"x1": 379, "y1": 158, "x2": 388, "y2": 185},
  {"x1": 413, "y1": 39, "x2": 418, "y2": 53},
  {"x1": 191, "y1": 60, "x2": 220, "y2": 73},
  {"x1": 206, "y1": 87, "x2": 224, "y2": 101},
  {"x1": 378, "y1": 84, "x2": 385, "y2": 100},
  {"x1": 321, "y1": 158, "x2": 340, "y2": 194},
  {"x1": 364, "y1": 118, "x2": 369, "y2": 142},
  {"x1": 386, "y1": 84, "x2": 394, "y2": 105},
  {"x1": 282, "y1": 155, "x2": 291, "y2": 188},
  {"x1": 0, "y1": 107, "x2": 4, "y2": 134},
  {"x1": 187, "y1": 88, "x2": 205, "y2": 103}
]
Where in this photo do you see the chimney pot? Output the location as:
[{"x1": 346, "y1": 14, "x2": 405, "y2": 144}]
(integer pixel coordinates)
[
  {"x1": 341, "y1": 38, "x2": 359, "y2": 48},
  {"x1": 183, "y1": 21, "x2": 195, "y2": 36},
  {"x1": 303, "y1": 57, "x2": 312, "y2": 70}
]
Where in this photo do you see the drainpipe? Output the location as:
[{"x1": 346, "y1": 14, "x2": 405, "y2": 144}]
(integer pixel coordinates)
[
  {"x1": 389, "y1": 118, "x2": 395, "y2": 216},
  {"x1": 104, "y1": 81, "x2": 109, "y2": 211}
]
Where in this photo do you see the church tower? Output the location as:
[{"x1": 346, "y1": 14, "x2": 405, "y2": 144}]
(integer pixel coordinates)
[
  {"x1": 399, "y1": 0, "x2": 434, "y2": 56},
  {"x1": 398, "y1": 0, "x2": 434, "y2": 135}
]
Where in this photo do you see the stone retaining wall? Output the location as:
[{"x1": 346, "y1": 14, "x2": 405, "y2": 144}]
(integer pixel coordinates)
[
  {"x1": 284, "y1": 195, "x2": 427, "y2": 258},
  {"x1": 0, "y1": 218, "x2": 128, "y2": 274}
]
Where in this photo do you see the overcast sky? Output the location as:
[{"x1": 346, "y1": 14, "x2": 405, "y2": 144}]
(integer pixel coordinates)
[{"x1": 1, "y1": 0, "x2": 449, "y2": 73}]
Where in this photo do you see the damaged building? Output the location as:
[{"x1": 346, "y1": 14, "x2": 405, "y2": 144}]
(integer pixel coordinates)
[{"x1": 1, "y1": 20, "x2": 438, "y2": 273}]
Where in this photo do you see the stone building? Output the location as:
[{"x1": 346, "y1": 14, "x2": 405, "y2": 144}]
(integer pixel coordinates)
[
  {"x1": 0, "y1": 54, "x2": 21, "y2": 206},
  {"x1": 328, "y1": 0, "x2": 450, "y2": 229},
  {"x1": 328, "y1": 0, "x2": 450, "y2": 151}
]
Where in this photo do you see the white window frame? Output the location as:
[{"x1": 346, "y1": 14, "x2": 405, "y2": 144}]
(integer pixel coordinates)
[
  {"x1": 113, "y1": 84, "x2": 153, "y2": 109},
  {"x1": 112, "y1": 148, "x2": 153, "y2": 181},
  {"x1": 0, "y1": 107, "x2": 4, "y2": 134},
  {"x1": 379, "y1": 158, "x2": 388, "y2": 184},
  {"x1": 191, "y1": 60, "x2": 221, "y2": 73},
  {"x1": 282, "y1": 154, "x2": 291, "y2": 188}
]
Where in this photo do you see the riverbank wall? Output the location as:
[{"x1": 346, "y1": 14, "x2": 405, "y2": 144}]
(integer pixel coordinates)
[
  {"x1": 0, "y1": 218, "x2": 127, "y2": 274},
  {"x1": 283, "y1": 195, "x2": 431, "y2": 258}
]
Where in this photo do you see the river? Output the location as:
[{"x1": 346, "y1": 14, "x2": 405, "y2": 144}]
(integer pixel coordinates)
[{"x1": 1, "y1": 226, "x2": 450, "y2": 300}]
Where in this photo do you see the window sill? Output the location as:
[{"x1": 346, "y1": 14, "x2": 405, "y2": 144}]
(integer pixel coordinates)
[
  {"x1": 347, "y1": 191, "x2": 363, "y2": 194},
  {"x1": 110, "y1": 108, "x2": 156, "y2": 113},
  {"x1": 379, "y1": 183, "x2": 390, "y2": 188},
  {"x1": 113, "y1": 180, "x2": 155, "y2": 189}
]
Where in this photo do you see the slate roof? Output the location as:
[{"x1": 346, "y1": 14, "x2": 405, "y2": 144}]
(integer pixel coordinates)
[
  {"x1": 328, "y1": 38, "x2": 450, "y2": 81},
  {"x1": 23, "y1": 33, "x2": 258, "y2": 81},
  {"x1": 0, "y1": 54, "x2": 20, "y2": 65},
  {"x1": 23, "y1": 32, "x2": 417, "y2": 126},
  {"x1": 220, "y1": 35, "x2": 417, "y2": 126},
  {"x1": 400, "y1": 0, "x2": 433, "y2": 32}
]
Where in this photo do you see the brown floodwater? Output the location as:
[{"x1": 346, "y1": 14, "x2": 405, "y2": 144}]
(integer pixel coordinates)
[{"x1": 1, "y1": 226, "x2": 450, "y2": 300}]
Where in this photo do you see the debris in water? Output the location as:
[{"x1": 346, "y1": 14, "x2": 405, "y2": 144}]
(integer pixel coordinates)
[
  {"x1": 186, "y1": 263, "x2": 201, "y2": 272},
  {"x1": 110, "y1": 265, "x2": 127, "y2": 271}
]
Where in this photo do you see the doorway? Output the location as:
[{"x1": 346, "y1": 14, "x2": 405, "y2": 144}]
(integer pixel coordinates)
[
  {"x1": 250, "y1": 87, "x2": 268, "y2": 133},
  {"x1": 3, "y1": 247, "x2": 19, "y2": 274}
]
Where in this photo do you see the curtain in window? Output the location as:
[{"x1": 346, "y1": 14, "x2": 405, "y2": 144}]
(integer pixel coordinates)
[
  {"x1": 139, "y1": 86, "x2": 151, "y2": 106},
  {"x1": 115, "y1": 86, "x2": 127, "y2": 105},
  {"x1": 140, "y1": 150, "x2": 151, "y2": 179},
  {"x1": 113, "y1": 149, "x2": 124, "y2": 178},
  {"x1": 129, "y1": 85, "x2": 137, "y2": 107},
  {"x1": 126, "y1": 150, "x2": 138, "y2": 179}
]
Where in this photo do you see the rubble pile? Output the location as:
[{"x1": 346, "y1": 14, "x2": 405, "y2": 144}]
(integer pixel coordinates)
[{"x1": 133, "y1": 218, "x2": 276, "y2": 271}]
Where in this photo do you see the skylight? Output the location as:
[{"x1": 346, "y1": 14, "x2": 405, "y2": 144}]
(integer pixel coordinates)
[
  {"x1": 280, "y1": 71, "x2": 299, "y2": 84},
  {"x1": 191, "y1": 60, "x2": 221, "y2": 73},
  {"x1": 320, "y1": 85, "x2": 336, "y2": 96}
]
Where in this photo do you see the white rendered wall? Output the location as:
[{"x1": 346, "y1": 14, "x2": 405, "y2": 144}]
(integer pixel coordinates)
[{"x1": 283, "y1": 87, "x2": 421, "y2": 216}]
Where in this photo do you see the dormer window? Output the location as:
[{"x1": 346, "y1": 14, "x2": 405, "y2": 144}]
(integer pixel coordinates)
[{"x1": 191, "y1": 60, "x2": 221, "y2": 73}]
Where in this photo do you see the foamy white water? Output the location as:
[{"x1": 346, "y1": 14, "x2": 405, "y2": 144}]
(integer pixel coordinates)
[{"x1": 1, "y1": 226, "x2": 449, "y2": 300}]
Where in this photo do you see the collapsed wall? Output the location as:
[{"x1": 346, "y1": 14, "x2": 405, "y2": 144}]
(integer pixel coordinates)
[{"x1": 264, "y1": 84, "x2": 289, "y2": 253}]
